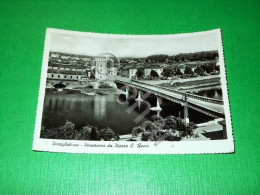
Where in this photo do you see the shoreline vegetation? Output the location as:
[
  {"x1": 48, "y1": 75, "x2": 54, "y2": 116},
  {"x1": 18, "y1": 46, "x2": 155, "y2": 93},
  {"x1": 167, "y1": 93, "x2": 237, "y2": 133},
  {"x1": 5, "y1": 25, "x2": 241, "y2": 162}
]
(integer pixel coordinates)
[{"x1": 40, "y1": 115, "x2": 200, "y2": 142}]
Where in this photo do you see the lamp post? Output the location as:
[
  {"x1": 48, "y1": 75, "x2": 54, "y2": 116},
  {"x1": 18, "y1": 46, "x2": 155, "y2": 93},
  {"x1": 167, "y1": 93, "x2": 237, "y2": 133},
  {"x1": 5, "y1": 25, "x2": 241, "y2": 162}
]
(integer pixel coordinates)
[{"x1": 182, "y1": 93, "x2": 189, "y2": 127}]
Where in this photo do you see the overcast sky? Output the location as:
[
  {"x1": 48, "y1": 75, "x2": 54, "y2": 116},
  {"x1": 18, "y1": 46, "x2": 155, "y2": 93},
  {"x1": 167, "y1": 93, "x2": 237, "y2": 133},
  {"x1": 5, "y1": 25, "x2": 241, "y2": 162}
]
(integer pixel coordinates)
[{"x1": 50, "y1": 29, "x2": 219, "y2": 58}]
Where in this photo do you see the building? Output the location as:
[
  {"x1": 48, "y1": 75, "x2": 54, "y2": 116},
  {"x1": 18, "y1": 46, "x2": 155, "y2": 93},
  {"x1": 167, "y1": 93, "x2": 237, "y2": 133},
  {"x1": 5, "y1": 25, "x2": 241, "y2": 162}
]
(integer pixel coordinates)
[
  {"x1": 95, "y1": 57, "x2": 109, "y2": 80},
  {"x1": 86, "y1": 68, "x2": 92, "y2": 78},
  {"x1": 50, "y1": 52, "x2": 60, "y2": 58},
  {"x1": 94, "y1": 56, "x2": 118, "y2": 80},
  {"x1": 120, "y1": 67, "x2": 138, "y2": 79},
  {"x1": 47, "y1": 64, "x2": 87, "y2": 81},
  {"x1": 109, "y1": 67, "x2": 118, "y2": 76}
]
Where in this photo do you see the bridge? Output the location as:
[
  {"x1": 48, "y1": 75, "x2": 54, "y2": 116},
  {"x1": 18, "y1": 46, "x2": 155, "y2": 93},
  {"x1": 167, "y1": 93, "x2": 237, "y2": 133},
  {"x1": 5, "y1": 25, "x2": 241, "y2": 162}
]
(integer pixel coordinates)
[{"x1": 114, "y1": 76, "x2": 224, "y2": 119}]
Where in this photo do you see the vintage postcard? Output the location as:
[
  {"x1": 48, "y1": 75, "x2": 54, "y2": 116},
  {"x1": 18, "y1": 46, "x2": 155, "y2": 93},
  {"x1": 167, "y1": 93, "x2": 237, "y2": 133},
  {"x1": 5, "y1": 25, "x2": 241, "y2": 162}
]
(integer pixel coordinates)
[{"x1": 33, "y1": 28, "x2": 234, "y2": 154}]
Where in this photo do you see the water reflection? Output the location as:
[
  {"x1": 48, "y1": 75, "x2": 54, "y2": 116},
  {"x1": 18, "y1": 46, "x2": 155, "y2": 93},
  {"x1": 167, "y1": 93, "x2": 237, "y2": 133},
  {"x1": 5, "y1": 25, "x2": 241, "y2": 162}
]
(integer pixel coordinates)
[
  {"x1": 93, "y1": 95, "x2": 106, "y2": 120},
  {"x1": 41, "y1": 92, "x2": 152, "y2": 135}
]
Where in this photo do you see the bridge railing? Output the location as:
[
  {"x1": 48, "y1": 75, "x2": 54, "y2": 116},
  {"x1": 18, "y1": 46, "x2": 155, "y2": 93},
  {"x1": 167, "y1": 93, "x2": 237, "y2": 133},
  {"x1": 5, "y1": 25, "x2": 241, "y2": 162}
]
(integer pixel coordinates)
[
  {"x1": 116, "y1": 78, "x2": 223, "y2": 105},
  {"x1": 185, "y1": 93, "x2": 223, "y2": 105}
]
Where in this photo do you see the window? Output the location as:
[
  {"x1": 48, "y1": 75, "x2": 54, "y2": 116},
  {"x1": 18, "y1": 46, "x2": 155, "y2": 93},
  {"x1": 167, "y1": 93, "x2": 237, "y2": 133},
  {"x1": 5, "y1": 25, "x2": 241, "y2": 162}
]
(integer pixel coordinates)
[
  {"x1": 77, "y1": 76, "x2": 78, "y2": 79},
  {"x1": 71, "y1": 76, "x2": 72, "y2": 79},
  {"x1": 58, "y1": 75, "x2": 60, "y2": 78},
  {"x1": 51, "y1": 74, "x2": 53, "y2": 78},
  {"x1": 64, "y1": 76, "x2": 66, "y2": 78},
  {"x1": 58, "y1": 68, "x2": 59, "y2": 70}
]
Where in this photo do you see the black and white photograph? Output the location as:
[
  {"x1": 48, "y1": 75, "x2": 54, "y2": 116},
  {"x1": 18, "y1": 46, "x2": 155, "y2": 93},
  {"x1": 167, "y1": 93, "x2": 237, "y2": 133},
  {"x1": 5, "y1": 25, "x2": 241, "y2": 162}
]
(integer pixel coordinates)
[{"x1": 33, "y1": 28, "x2": 234, "y2": 154}]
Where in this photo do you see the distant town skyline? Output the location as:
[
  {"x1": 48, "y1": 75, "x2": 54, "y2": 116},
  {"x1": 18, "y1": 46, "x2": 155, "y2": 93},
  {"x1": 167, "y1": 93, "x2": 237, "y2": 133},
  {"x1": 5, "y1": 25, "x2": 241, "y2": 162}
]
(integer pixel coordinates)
[{"x1": 50, "y1": 29, "x2": 219, "y2": 58}]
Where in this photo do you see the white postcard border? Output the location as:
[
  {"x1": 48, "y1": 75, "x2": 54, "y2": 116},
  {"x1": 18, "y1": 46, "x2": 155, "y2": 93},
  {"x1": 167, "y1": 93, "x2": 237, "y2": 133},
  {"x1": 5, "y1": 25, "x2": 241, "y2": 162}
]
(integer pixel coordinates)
[{"x1": 33, "y1": 28, "x2": 234, "y2": 154}]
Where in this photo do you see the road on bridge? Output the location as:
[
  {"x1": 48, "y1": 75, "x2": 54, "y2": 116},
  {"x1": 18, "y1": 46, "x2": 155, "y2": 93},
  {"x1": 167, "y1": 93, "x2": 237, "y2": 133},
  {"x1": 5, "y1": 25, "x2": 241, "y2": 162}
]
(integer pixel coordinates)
[{"x1": 114, "y1": 76, "x2": 224, "y2": 115}]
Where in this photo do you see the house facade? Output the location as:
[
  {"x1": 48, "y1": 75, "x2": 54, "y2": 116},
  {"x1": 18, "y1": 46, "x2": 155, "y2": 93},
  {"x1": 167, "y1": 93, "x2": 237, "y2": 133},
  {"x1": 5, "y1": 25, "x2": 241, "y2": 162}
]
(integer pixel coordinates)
[
  {"x1": 120, "y1": 68, "x2": 138, "y2": 79},
  {"x1": 47, "y1": 64, "x2": 87, "y2": 81}
]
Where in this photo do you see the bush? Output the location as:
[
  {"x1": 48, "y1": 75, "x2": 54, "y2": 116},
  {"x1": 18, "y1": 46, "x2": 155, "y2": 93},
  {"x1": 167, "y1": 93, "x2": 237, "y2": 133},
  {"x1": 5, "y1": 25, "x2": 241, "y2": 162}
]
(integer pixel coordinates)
[
  {"x1": 54, "y1": 83, "x2": 66, "y2": 89},
  {"x1": 40, "y1": 121, "x2": 117, "y2": 141},
  {"x1": 141, "y1": 131, "x2": 151, "y2": 141},
  {"x1": 97, "y1": 127, "x2": 116, "y2": 141},
  {"x1": 127, "y1": 138, "x2": 137, "y2": 141},
  {"x1": 40, "y1": 121, "x2": 76, "y2": 140},
  {"x1": 164, "y1": 116, "x2": 178, "y2": 130},
  {"x1": 164, "y1": 132, "x2": 181, "y2": 141},
  {"x1": 99, "y1": 82, "x2": 113, "y2": 88},
  {"x1": 132, "y1": 126, "x2": 145, "y2": 137},
  {"x1": 74, "y1": 125, "x2": 92, "y2": 140},
  {"x1": 74, "y1": 125, "x2": 100, "y2": 140}
]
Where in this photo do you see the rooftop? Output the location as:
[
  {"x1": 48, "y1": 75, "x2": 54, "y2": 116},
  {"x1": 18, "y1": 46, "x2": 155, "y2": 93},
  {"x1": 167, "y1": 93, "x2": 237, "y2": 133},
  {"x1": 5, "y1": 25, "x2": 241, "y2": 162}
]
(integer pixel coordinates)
[
  {"x1": 48, "y1": 63, "x2": 86, "y2": 69},
  {"x1": 47, "y1": 69, "x2": 86, "y2": 75}
]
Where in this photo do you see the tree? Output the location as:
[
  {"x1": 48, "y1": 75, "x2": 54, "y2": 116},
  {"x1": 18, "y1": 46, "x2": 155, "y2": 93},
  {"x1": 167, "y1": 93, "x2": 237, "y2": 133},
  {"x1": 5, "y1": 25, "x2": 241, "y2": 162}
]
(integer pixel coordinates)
[
  {"x1": 168, "y1": 55, "x2": 176, "y2": 61},
  {"x1": 141, "y1": 131, "x2": 151, "y2": 141},
  {"x1": 54, "y1": 82, "x2": 66, "y2": 89},
  {"x1": 162, "y1": 68, "x2": 174, "y2": 77},
  {"x1": 97, "y1": 127, "x2": 116, "y2": 141},
  {"x1": 174, "y1": 68, "x2": 183, "y2": 76},
  {"x1": 215, "y1": 65, "x2": 220, "y2": 72},
  {"x1": 146, "y1": 54, "x2": 169, "y2": 63},
  {"x1": 184, "y1": 66, "x2": 193, "y2": 75},
  {"x1": 136, "y1": 68, "x2": 144, "y2": 79},
  {"x1": 175, "y1": 54, "x2": 185, "y2": 62},
  {"x1": 61, "y1": 121, "x2": 75, "y2": 139},
  {"x1": 194, "y1": 66, "x2": 204, "y2": 76},
  {"x1": 201, "y1": 65, "x2": 214, "y2": 74},
  {"x1": 90, "y1": 68, "x2": 95, "y2": 78},
  {"x1": 41, "y1": 121, "x2": 76, "y2": 140},
  {"x1": 164, "y1": 132, "x2": 181, "y2": 141},
  {"x1": 163, "y1": 116, "x2": 178, "y2": 130},
  {"x1": 150, "y1": 70, "x2": 159, "y2": 78},
  {"x1": 74, "y1": 125, "x2": 93, "y2": 140},
  {"x1": 132, "y1": 126, "x2": 145, "y2": 137}
]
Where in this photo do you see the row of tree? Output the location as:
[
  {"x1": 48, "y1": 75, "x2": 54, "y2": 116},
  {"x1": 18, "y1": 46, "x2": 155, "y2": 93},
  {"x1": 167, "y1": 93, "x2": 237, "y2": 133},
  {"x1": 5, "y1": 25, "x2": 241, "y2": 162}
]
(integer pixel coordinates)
[
  {"x1": 162, "y1": 64, "x2": 219, "y2": 78},
  {"x1": 40, "y1": 116, "x2": 198, "y2": 142},
  {"x1": 145, "y1": 51, "x2": 218, "y2": 63},
  {"x1": 41, "y1": 121, "x2": 119, "y2": 141},
  {"x1": 135, "y1": 64, "x2": 219, "y2": 79}
]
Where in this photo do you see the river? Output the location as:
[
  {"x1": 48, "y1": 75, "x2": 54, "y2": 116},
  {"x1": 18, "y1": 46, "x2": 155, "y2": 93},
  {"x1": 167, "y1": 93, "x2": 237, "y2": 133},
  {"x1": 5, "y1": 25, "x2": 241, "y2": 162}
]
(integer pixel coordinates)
[{"x1": 41, "y1": 88, "x2": 222, "y2": 135}]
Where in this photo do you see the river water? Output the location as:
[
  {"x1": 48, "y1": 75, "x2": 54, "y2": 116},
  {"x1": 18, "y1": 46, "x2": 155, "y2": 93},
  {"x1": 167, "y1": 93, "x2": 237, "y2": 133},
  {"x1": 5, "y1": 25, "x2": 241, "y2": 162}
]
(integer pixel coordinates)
[{"x1": 41, "y1": 88, "x2": 222, "y2": 135}]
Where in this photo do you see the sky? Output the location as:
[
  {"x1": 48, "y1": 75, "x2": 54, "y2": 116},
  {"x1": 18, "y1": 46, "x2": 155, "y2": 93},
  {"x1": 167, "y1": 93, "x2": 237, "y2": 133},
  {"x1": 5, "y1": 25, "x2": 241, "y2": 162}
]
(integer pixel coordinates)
[{"x1": 50, "y1": 29, "x2": 219, "y2": 58}]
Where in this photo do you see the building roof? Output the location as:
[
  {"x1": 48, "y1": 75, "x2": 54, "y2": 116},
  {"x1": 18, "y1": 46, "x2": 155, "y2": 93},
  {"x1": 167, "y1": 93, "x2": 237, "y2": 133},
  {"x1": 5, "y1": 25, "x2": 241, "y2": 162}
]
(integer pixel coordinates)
[
  {"x1": 48, "y1": 63, "x2": 86, "y2": 69},
  {"x1": 47, "y1": 69, "x2": 86, "y2": 75}
]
